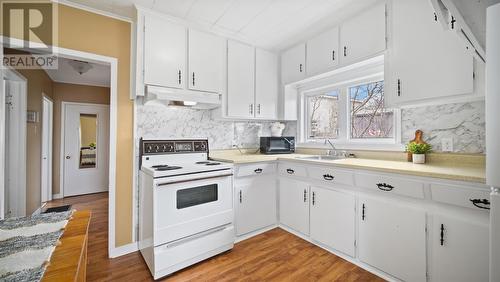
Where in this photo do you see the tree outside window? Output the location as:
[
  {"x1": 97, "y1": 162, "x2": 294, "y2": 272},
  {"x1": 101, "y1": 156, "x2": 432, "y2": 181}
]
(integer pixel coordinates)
[{"x1": 307, "y1": 91, "x2": 339, "y2": 139}]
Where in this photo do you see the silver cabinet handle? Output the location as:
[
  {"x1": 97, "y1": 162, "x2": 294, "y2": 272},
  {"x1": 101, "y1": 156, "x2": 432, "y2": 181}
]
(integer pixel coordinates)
[{"x1": 239, "y1": 190, "x2": 242, "y2": 203}]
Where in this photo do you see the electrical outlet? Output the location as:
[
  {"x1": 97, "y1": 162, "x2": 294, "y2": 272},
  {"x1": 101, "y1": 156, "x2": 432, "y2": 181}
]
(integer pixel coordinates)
[{"x1": 441, "y1": 137, "x2": 454, "y2": 152}]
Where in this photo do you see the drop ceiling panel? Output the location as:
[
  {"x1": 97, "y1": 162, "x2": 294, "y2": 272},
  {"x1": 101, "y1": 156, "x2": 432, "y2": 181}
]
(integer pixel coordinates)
[
  {"x1": 187, "y1": 0, "x2": 236, "y2": 24},
  {"x1": 214, "y1": 0, "x2": 274, "y2": 31},
  {"x1": 152, "y1": 0, "x2": 197, "y2": 18}
]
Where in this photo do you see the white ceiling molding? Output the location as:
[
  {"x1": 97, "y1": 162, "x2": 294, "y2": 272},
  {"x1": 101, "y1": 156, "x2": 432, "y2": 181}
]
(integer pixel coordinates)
[{"x1": 52, "y1": 0, "x2": 135, "y2": 22}]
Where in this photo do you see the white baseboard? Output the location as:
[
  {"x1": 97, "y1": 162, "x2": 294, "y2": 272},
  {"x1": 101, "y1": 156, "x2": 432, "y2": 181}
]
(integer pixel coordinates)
[
  {"x1": 52, "y1": 193, "x2": 63, "y2": 199},
  {"x1": 32, "y1": 203, "x2": 46, "y2": 215},
  {"x1": 109, "y1": 242, "x2": 138, "y2": 258}
]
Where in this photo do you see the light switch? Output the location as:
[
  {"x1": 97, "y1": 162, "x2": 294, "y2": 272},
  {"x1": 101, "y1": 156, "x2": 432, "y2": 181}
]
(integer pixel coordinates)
[{"x1": 441, "y1": 137, "x2": 454, "y2": 152}]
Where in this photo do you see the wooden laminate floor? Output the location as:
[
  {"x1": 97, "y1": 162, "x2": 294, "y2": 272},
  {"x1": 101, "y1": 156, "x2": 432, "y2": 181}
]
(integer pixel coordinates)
[{"x1": 46, "y1": 193, "x2": 385, "y2": 282}]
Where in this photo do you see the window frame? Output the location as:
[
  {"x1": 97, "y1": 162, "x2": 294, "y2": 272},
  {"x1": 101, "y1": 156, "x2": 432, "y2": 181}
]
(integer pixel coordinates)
[{"x1": 299, "y1": 75, "x2": 402, "y2": 149}]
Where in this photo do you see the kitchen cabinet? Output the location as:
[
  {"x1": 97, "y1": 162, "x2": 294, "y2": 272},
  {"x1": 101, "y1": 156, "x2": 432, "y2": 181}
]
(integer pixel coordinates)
[
  {"x1": 188, "y1": 29, "x2": 225, "y2": 93},
  {"x1": 358, "y1": 196, "x2": 426, "y2": 281},
  {"x1": 340, "y1": 3, "x2": 386, "y2": 65},
  {"x1": 227, "y1": 40, "x2": 255, "y2": 118},
  {"x1": 307, "y1": 27, "x2": 339, "y2": 76},
  {"x1": 235, "y1": 172, "x2": 277, "y2": 236},
  {"x1": 281, "y1": 43, "x2": 306, "y2": 84},
  {"x1": 385, "y1": 0, "x2": 473, "y2": 107},
  {"x1": 143, "y1": 15, "x2": 186, "y2": 89},
  {"x1": 310, "y1": 186, "x2": 355, "y2": 257},
  {"x1": 430, "y1": 214, "x2": 489, "y2": 282},
  {"x1": 255, "y1": 48, "x2": 278, "y2": 119},
  {"x1": 279, "y1": 178, "x2": 309, "y2": 235}
]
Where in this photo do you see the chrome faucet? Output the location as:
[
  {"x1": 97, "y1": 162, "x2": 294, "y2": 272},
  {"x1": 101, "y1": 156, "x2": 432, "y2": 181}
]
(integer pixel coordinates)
[{"x1": 325, "y1": 139, "x2": 338, "y2": 156}]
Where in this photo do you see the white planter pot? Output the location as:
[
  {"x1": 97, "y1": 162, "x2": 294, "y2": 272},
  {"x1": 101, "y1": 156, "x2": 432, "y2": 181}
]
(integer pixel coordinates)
[{"x1": 412, "y1": 154, "x2": 426, "y2": 164}]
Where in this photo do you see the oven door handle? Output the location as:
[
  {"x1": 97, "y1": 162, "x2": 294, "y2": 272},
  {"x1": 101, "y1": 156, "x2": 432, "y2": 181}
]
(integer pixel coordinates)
[{"x1": 157, "y1": 173, "x2": 233, "y2": 186}]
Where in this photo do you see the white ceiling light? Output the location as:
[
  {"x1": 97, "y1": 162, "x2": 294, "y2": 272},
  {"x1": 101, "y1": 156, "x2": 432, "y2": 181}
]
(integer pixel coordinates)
[{"x1": 68, "y1": 59, "x2": 93, "y2": 75}]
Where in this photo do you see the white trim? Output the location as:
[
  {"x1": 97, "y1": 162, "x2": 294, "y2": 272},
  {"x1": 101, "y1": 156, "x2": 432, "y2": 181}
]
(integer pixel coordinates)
[
  {"x1": 109, "y1": 242, "x2": 138, "y2": 258},
  {"x1": 0, "y1": 38, "x2": 4, "y2": 220},
  {"x1": 235, "y1": 224, "x2": 278, "y2": 243},
  {"x1": 41, "y1": 95, "x2": 54, "y2": 203},
  {"x1": 132, "y1": 100, "x2": 138, "y2": 242},
  {"x1": 31, "y1": 202, "x2": 46, "y2": 216},
  {"x1": 50, "y1": 77, "x2": 110, "y2": 88},
  {"x1": 52, "y1": 0, "x2": 133, "y2": 23},
  {"x1": 52, "y1": 193, "x2": 63, "y2": 199}
]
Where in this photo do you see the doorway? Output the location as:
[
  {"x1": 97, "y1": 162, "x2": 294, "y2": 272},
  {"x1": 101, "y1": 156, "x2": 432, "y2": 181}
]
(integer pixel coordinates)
[
  {"x1": 41, "y1": 96, "x2": 53, "y2": 203},
  {"x1": 3, "y1": 69, "x2": 27, "y2": 218},
  {"x1": 61, "y1": 102, "x2": 110, "y2": 197}
]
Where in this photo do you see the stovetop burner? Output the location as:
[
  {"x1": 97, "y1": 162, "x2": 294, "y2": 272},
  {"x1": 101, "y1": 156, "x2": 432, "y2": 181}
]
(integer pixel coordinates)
[{"x1": 152, "y1": 165, "x2": 183, "y2": 171}]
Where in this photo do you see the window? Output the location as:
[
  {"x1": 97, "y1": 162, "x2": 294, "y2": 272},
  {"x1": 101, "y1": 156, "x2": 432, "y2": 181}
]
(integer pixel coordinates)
[{"x1": 303, "y1": 79, "x2": 397, "y2": 145}]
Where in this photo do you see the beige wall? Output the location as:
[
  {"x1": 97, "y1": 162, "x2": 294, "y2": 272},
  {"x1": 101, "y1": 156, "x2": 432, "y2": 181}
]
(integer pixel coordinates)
[{"x1": 52, "y1": 82, "x2": 110, "y2": 195}]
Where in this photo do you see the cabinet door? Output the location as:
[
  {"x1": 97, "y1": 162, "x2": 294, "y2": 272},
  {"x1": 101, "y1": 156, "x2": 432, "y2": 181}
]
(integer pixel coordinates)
[
  {"x1": 358, "y1": 196, "x2": 426, "y2": 282},
  {"x1": 227, "y1": 40, "x2": 255, "y2": 118},
  {"x1": 281, "y1": 43, "x2": 306, "y2": 84},
  {"x1": 143, "y1": 15, "x2": 186, "y2": 88},
  {"x1": 188, "y1": 29, "x2": 225, "y2": 93},
  {"x1": 279, "y1": 178, "x2": 309, "y2": 235},
  {"x1": 310, "y1": 186, "x2": 355, "y2": 257},
  {"x1": 431, "y1": 214, "x2": 489, "y2": 282},
  {"x1": 307, "y1": 26, "x2": 339, "y2": 76},
  {"x1": 340, "y1": 3, "x2": 386, "y2": 65},
  {"x1": 236, "y1": 176, "x2": 277, "y2": 236},
  {"x1": 386, "y1": 0, "x2": 473, "y2": 106},
  {"x1": 255, "y1": 48, "x2": 278, "y2": 119}
]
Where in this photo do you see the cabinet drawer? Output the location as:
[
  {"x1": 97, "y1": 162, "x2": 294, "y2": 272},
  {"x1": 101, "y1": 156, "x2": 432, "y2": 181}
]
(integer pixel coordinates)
[
  {"x1": 307, "y1": 166, "x2": 354, "y2": 186},
  {"x1": 278, "y1": 163, "x2": 307, "y2": 178},
  {"x1": 236, "y1": 163, "x2": 276, "y2": 178},
  {"x1": 355, "y1": 173, "x2": 424, "y2": 199},
  {"x1": 431, "y1": 183, "x2": 490, "y2": 211}
]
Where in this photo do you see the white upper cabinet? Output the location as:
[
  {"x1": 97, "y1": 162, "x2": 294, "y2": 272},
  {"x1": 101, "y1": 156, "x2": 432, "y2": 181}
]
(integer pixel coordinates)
[
  {"x1": 281, "y1": 43, "x2": 306, "y2": 85},
  {"x1": 358, "y1": 196, "x2": 427, "y2": 282},
  {"x1": 143, "y1": 15, "x2": 186, "y2": 89},
  {"x1": 227, "y1": 40, "x2": 255, "y2": 118},
  {"x1": 385, "y1": 0, "x2": 473, "y2": 106},
  {"x1": 188, "y1": 29, "x2": 225, "y2": 93},
  {"x1": 340, "y1": 3, "x2": 386, "y2": 65},
  {"x1": 307, "y1": 26, "x2": 340, "y2": 76},
  {"x1": 255, "y1": 49, "x2": 278, "y2": 119}
]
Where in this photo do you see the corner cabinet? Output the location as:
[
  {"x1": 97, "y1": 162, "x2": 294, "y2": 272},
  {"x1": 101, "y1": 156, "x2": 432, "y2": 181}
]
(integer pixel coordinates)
[
  {"x1": 358, "y1": 196, "x2": 427, "y2": 282},
  {"x1": 281, "y1": 43, "x2": 306, "y2": 85},
  {"x1": 385, "y1": 0, "x2": 473, "y2": 107},
  {"x1": 279, "y1": 178, "x2": 310, "y2": 236},
  {"x1": 340, "y1": 3, "x2": 386, "y2": 65}
]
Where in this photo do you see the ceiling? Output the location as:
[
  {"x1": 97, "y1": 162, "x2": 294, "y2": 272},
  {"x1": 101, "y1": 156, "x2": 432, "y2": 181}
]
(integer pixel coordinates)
[
  {"x1": 62, "y1": 0, "x2": 382, "y2": 51},
  {"x1": 44, "y1": 57, "x2": 111, "y2": 87}
]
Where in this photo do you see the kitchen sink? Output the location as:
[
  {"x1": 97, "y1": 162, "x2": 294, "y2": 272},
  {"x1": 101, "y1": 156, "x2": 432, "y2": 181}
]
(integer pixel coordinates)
[{"x1": 296, "y1": 155, "x2": 344, "y2": 161}]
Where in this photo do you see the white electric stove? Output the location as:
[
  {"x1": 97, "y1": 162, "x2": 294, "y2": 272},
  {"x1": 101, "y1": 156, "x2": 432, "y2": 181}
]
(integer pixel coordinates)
[{"x1": 138, "y1": 138, "x2": 235, "y2": 280}]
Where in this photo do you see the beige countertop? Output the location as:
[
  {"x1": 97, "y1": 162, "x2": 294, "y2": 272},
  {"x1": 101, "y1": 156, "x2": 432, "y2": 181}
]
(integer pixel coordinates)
[{"x1": 209, "y1": 151, "x2": 486, "y2": 183}]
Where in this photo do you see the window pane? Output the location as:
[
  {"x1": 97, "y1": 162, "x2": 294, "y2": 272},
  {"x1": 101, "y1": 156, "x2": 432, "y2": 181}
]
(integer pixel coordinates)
[
  {"x1": 308, "y1": 90, "x2": 339, "y2": 139},
  {"x1": 350, "y1": 81, "x2": 394, "y2": 139}
]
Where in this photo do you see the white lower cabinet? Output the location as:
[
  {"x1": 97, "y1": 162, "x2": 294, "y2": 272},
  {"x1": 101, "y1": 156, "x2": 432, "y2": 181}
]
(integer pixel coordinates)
[
  {"x1": 310, "y1": 186, "x2": 356, "y2": 257},
  {"x1": 235, "y1": 174, "x2": 277, "y2": 236},
  {"x1": 279, "y1": 178, "x2": 309, "y2": 235},
  {"x1": 430, "y1": 214, "x2": 489, "y2": 282},
  {"x1": 358, "y1": 196, "x2": 427, "y2": 282}
]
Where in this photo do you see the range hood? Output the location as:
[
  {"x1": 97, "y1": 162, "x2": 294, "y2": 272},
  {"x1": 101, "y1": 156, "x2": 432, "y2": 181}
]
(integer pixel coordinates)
[{"x1": 145, "y1": 85, "x2": 221, "y2": 109}]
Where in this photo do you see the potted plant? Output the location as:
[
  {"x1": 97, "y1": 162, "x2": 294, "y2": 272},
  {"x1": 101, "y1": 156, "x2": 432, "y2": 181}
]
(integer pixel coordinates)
[{"x1": 406, "y1": 142, "x2": 432, "y2": 164}]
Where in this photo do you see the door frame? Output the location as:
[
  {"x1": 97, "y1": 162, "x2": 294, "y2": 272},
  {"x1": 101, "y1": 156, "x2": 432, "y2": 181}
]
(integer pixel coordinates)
[
  {"x1": 41, "y1": 95, "x2": 53, "y2": 203},
  {"x1": 60, "y1": 101, "x2": 110, "y2": 197},
  {"x1": 2, "y1": 36, "x2": 120, "y2": 256},
  {"x1": 3, "y1": 68, "x2": 28, "y2": 217}
]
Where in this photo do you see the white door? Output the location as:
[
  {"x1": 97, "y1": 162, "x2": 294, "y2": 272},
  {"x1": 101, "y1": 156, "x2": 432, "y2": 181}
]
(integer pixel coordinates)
[
  {"x1": 227, "y1": 40, "x2": 255, "y2": 118},
  {"x1": 188, "y1": 29, "x2": 225, "y2": 93},
  {"x1": 279, "y1": 178, "x2": 309, "y2": 235},
  {"x1": 358, "y1": 196, "x2": 427, "y2": 282},
  {"x1": 310, "y1": 186, "x2": 355, "y2": 257},
  {"x1": 340, "y1": 3, "x2": 386, "y2": 65},
  {"x1": 430, "y1": 213, "x2": 489, "y2": 282},
  {"x1": 255, "y1": 48, "x2": 278, "y2": 119},
  {"x1": 307, "y1": 26, "x2": 340, "y2": 76},
  {"x1": 236, "y1": 176, "x2": 277, "y2": 236},
  {"x1": 281, "y1": 43, "x2": 306, "y2": 84},
  {"x1": 41, "y1": 97, "x2": 53, "y2": 203},
  {"x1": 144, "y1": 15, "x2": 186, "y2": 89},
  {"x1": 63, "y1": 103, "x2": 109, "y2": 197},
  {"x1": 386, "y1": 0, "x2": 473, "y2": 106}
]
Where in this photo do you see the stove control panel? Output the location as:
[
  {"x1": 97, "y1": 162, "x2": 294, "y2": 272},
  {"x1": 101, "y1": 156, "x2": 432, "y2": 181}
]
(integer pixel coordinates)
[{"x1": 141, "y1": 139, "x2": 208, "y2": 155}]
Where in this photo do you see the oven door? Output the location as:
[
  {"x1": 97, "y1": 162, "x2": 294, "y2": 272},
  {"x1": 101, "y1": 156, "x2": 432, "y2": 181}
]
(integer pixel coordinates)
[{"x1": 153, "y1": 173, "x2": 233, "y2": 246}]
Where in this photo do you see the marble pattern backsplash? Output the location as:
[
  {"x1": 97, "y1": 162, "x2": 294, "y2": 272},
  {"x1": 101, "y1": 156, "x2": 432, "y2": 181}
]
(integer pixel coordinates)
[
  {"x1": 401, "y1": 101, "x2": 485, "y2": 153},
  {"x1": 136, "y1": 103, "x2": 297, "y2": 150}
]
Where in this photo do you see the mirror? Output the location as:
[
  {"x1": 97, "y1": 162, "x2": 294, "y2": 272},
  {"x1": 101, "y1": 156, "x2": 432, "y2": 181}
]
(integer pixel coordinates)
[{"x1": 79, "y1": 113, "x2": 97, "y2": 169}]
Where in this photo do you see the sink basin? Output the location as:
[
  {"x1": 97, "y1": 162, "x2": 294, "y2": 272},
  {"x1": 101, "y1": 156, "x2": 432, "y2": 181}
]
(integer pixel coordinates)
[{"x1": 296, "y1": 155, "x2": 344, "y2": 161}]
